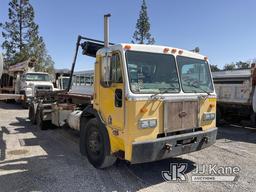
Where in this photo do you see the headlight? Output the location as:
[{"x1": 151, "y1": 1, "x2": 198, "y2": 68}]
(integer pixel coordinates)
[
  {"x1": 25, "y1": 87, "x2": 33, "y2": 96},
  {"x1": 139, "y1": 119, "x2": 157, "y2": 129},
  {"x1": 203, "y1": 112, "x2": 215, "y2": 121},
  {"x1": 24, "y1": 83, "x2": 33, "y2": 88}
]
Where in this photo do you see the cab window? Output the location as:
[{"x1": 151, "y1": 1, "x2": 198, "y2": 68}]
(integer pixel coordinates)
[{"x1": 110, "y1": 54, "x2": 123, "y2": 83}]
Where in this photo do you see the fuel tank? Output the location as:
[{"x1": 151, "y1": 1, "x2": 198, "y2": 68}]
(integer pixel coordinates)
[{"x1": 67, "y1": 110, "x2": 82, "y2": 130}]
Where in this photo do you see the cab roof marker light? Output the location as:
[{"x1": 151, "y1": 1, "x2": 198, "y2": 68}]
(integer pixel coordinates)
[
  {"x1": 163, "y1": 48, "x2": 169, "y2": 53},
  {"x1": 140, "y1": 107, "x2": 148, "y2": 113},
  {"x1": 209, "y1": 104, "x2": 215, "y2": 108},
  {"x1": 171, "y1": 48, "x2": 177, "y2": 54},
  {"x1": 124, "y1": 45, "x2": 131, "y2": 50},
  {"x1": 178, "y1": 50, "x2": 183, "y2": 54}
]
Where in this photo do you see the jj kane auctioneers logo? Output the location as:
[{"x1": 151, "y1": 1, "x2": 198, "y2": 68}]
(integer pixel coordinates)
[{"x1": 162, "y1": 163, "x2": 240, "y2": 182}]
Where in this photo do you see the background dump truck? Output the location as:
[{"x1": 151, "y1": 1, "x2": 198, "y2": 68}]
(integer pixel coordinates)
[
  {"x1": 54, "y1": 69, "x2": 71, "y2": 90},
  {"x1": 29, "y1": 15, "x2": 217, "y2": 169},
  {"x1": 0, "y1": 53, "x2": 23, "y2": 100},
  {"x1": 213, "y1": 65, "x2": 256, "y2": 124},
  {"x1": 0, "y1": 58, "x2": 54, "y2": 107}
]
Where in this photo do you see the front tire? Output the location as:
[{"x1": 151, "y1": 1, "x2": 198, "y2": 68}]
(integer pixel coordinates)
[
  {"x1": 21, "y1": 94, "x2": 28, "y2": 109},
  {"x1": 29, "y1": 104, "x2": 36, "y2": 124},
  {"x1": 83, "y1": 118, "x2": 116, "y2": 169}
]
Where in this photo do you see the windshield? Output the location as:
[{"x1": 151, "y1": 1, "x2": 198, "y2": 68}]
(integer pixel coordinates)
[
  {"x1": 177, "y1": 56, "x2": 214, "y2": 93},
  {"x1": 126, "y1": 51, "x2": 180, "y2": 94},
  {"x1": 25, "y1": 73, "x2": 50, "y2": 81}
]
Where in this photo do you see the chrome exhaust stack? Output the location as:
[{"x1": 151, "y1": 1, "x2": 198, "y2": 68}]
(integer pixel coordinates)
[{"x1": 104, "y1": 14, "x2": 111, "y2": 48}]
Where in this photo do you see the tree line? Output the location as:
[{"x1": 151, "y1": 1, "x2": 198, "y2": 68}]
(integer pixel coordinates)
[
  {"x1": 1, "y1": 0, "x2": 155, "y2": 74},
  {"x1": 210, "y1": 59, "x2": 256, "y2": 72},
  {"x1": 5, "y1": 0, "x2": 244, "y2": 75},
  {"x1": 0, "y1": 0, "x2": 54, "y2": 73}
]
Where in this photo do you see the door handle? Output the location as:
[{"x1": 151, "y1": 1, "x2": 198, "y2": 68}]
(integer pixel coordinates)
[{"x1": 115, "y1": 89, "x2": 122, "y2": 107}]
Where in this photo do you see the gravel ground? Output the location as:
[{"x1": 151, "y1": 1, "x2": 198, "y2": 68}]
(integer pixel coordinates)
[{"x1": 0, "y1": 102, "x2": 256, "y2": 192}]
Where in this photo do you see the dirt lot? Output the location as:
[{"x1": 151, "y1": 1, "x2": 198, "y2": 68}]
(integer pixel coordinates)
[{"x1": 0, "y1": 102, "x2": 256, "y2": 192}]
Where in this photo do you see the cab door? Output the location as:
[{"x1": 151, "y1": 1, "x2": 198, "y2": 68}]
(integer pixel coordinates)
[{"x1": 99, "y1": 52, "x2": 124, "y2": 130}]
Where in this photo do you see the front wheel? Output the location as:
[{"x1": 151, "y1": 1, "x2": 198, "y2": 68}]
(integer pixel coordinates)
[
  {"x1": 21, "y1": 94, "x2": 28, "y2": 109},
  {"x1": 29, "y1": 104, "x2": 36, "y2": 124},
  {"x1": 83, "y1": 118, "x2": 116, "y2": 169}
]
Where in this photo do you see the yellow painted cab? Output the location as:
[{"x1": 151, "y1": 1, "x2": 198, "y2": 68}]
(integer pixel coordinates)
[{"x1": 82, "y1": 43, "x2": 217, "y2": 168}]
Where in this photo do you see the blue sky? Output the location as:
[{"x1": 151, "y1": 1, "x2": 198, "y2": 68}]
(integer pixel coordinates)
[{"x1": 1, "y1": 0, "x2": 256, "y2": 71}]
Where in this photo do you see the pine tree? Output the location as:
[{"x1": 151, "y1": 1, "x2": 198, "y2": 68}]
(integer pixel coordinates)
[
  {"x1": 0, "y1": 0, "x2": 54, "y2": 73},
  {"x1": 132, "y1": 0, "x2": 155, "y2": 44}
]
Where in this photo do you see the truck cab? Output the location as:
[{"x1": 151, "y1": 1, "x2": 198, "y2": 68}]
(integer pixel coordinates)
[
  {"x1": 19, "y1": 72, "x2": 54, "y2": 105},
  {"x1": 31, "y1": 41, "x2": 217, "y2": 168},
  {"x1": 53, "y1": 69, "x2": 71, "y2": 90},
  {"x1": 89, "y1": 43, "x2": 217, "y2": 165},
  {"x1": 30, "y1": 15, "x2": 217, "y2": 168}
]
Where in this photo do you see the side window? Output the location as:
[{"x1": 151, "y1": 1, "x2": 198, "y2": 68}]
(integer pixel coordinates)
[{"x1": 110, "y1": 54, "x2": 123, "y2": 83}]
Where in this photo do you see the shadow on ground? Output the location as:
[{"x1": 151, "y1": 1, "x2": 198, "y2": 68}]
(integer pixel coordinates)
[
  {"x1": 120, "y1": 157, "x2": 195, "y2": 186},
  {"x1": 0, "y1": 101, "x2": 25, "y2": 110},
  {"x1": 0, "y1": 113, "x2": 197, "y2": 192},
  {"x1": 3, "y1": 102, "x2": 255, "y2": 191},
  {"x1": 0, "y1": 126, "x2": 9, "y2": 161},
  {"x1": 217, "y1": 124, "x2": 256, "y2": 144}
]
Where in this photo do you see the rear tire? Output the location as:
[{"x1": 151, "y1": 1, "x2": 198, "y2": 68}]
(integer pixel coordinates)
[
  {"x1": 36, "y1": 108, "x2": 47, "y2": 130},
  {"x1": 82, "y1": 118, "x2": 116, "y2": 169}
]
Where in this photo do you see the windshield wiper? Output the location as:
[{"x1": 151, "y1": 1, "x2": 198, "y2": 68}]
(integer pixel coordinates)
[
  {"x1": 150, "y1": 87, "x2": 176, "y2": 99},
  {"x1": 186, "y1": 83, "x2": 210, "y2": 95}
]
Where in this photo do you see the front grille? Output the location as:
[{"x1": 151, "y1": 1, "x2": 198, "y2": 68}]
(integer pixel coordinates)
[
  {"x1": 35, "y1": 85, "x2": 51, "y2": 91},
  {"x1": 164, "y1": 100, "x2": 199, "y2": 133}
]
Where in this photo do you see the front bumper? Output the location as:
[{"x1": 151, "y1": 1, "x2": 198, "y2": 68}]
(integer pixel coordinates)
[{"x1": 131, "y1": 127, "x2": 217, "y2": 164}]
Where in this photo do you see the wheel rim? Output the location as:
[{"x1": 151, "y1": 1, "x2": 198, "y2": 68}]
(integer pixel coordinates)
[{"x1": 87, "y1": 129, "x2": 103, "y2": 158}]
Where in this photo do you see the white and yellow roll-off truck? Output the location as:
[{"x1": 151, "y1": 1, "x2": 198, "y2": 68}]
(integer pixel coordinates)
[{"x1": 29, "y1": 14, "x2": 217, "y2": 169}]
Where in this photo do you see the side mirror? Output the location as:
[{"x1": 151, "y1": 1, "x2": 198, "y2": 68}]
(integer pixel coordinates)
[
  {"x1": 0, "y1": 53, "x2": 3, "y2": 78},
  {"x1": 50, "y1": 76, "x2": 54, "y2": 82},
  {"x1": 102, "y1": 51, "x2": 112, "y2": 87}
]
